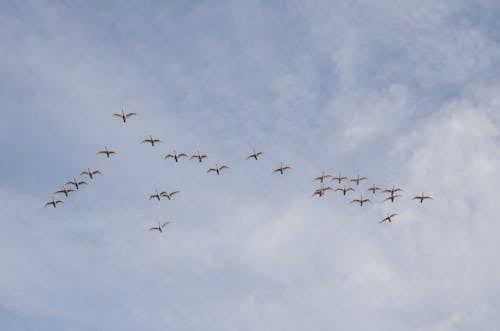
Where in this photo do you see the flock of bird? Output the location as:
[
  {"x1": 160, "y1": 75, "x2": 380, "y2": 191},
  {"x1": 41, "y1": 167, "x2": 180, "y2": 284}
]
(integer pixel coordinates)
[{"x1": 44, "y1": 110, "x2": 433, "y2": 230}]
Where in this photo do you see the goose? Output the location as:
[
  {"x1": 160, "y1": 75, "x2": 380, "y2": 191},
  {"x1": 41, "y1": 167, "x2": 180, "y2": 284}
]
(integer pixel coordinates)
[
  {"x1": 65, "y1": 178, "x2": 87, "y2": 190},
  {"x1": 80, "y1": 168, "x2": 102, "y2": 179},
  {"x1": 350, "y1": 174, "x2": 368, "y2": 185},
  {"x1": 272, "y1": 163, "x2": 292, "y2": 175},
  {"x1": 97, "y1": 146, "x2": 116, "y2": 158},
  {"x1": 113, "y1": 109, "x2": 137, "y2": 123},
  {"x1": 331, "y1": 174, "x2": 348, "y2": 184},
  {"x1": 164, "y1": 150, "x2": 188, "y2": 162},
  {"x1": 350, "y1": 195, "x2": 371, "y2": 206},
  {"x1": 141, "y1": 135, "x2": 161, "y2": 146},
  {"x1": 383, "y1": 185, "x2": 403, "y2": 195},
  {"x1": 379, "y1": 213, "x2": 398, "y2": 224},
  {"x1": 312, "y1": 185, "x2": 333, "y2": 197},
  {"x1": 44, "y1": 197, "x2": 63, "y2": 208},
  {"x1": 413, "y1": 193, "x2": 433, "y2": 203},
  {"x1": 334, "y1": 186, "x2": 354, "y2": 196},
  {"x1": 384, "y1": 194, "x2": 402, "y2": 203},
  {"x1": 190, "y1": 151, "x2": 207, "y2": 162},
  {"x1": 53, "y1": 187, "x2": 75, "y2": 197},
  {"x1": 161, "y1": 191, "x2": 180, "y2": 200},
  {"x1": 207, "y1": 164, "x2": 229, "y2": 175},
  {"x1": 246, "y1": 149, "x2": 263, "y2": 160},
  {"x1": 149, "y1": 190, "x2": 167, "y2": 201},
  {"x1": 149, "y1": 221, "x2": 174, "y2": 233},
  {"x1": 313, "y1": 172, "x2": 332, "y2": 183},
  {"x1": 367, "y1": 185, "x2": 382, "y2": 194}
]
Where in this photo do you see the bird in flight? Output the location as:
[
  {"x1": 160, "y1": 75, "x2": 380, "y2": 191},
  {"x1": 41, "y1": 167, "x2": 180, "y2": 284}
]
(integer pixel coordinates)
[
  {"x1": 65, "y1": 178, "x2": 87, "y2": 190},
  {"x1": 80, "y1": 168, "x2": 102, "y2": 179},
  {"x1": 190, "y1": 150, "x2": 207, "y2": 163},
  {"x1": 161, "y1": 191, "x2": 180, "y2": 200},
  {"x1": 350, "y1": 174, "x2": 368, "y2": 185},
  {"x1": 149, "y1": 221, "x2": 174, "y2": 233},
  {"x1": 383, "y1": 185, "x2": 403, "y2": 195},
  {"x1": 113, "y1": 109, "x2": 137, "y2": 123},
  {"x1": 164, "y1": 150, "x2": 188, "y2": 162},
  {"x1": 331, "y1": 173, "x2": 348, "y2": 184},
  {"x1": 413, "y1": 193, "x2": 433, "y2": 203},
  {"x1": 334, "y1": 186, "x2": 354, "y2": 196},
  {"x1": 384, "y1": 194, "x2": 402, "y2": 203},
  {"x1": 149, "y1": 190, "x2": 168, "y2": 201},
  {"x1": 44, "y1": 197, "x2": 63, "y2": 208},
  {"x1": 350, "y1": 195, "x2": 371, "y2": 206},
  {"x1": 53, "y1": 187, "x2": 75, "y2": 197},
  {"x1": 379, "y1": 213, "x2": 398, "y2": 223},
  {"x1": 246, "y1": 149, "x2": 263, "y2": 160},
  {"x1": 312, "y1": 185, "x2": 333, "y2": 197},
  {"x1": 272, "y1": 163, "x2": 292, "y2": 175},
  {"x1": 367, "y1": 185, "x2": 382, "y2": 194},
  {"x1": 313, "y1": 172, "x2": 332, "y2": 183},
  {"x1": 207, "y1": 164, "x2": 229, "y2": 175},
  {"x1": 141, "y1": 135, "x2": 161, "y2": 146},
  {"x1": 97, "y1": 147, "x2": 116, "y2": 158}
]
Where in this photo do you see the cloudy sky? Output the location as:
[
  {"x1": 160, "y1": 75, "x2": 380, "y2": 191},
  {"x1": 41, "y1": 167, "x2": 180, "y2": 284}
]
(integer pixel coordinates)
[{"x1": 2, "y1": 0, "x2": 500, "y2": 330}]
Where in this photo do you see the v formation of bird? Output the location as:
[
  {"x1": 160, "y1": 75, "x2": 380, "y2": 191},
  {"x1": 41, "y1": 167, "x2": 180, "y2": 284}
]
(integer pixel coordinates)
[{"x1": 45, "y1": 111, "x2": 433, "y2": 230}]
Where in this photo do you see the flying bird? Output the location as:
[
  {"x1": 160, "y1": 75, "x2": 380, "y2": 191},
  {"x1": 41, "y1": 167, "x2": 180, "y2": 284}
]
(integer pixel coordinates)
[
  {"x1": 141, "y1": 135, "x2": 162, "y2": 146},
  {"x1": 207, "y1": 164, "x2": 229, "y2": 175},
  {"x1": 113, "y1": 109, "x2": 137, "y2": 123},
  {"x1": 149, "y1": 190, "x2": 167, "y2": 201},
  {"x1": 384, "y1": 194, "x2": 402, "y2": 203},
  {"x1": 161, "y1": 191, "x2": 180, "y2": 200},
  {"x1": 379, "y1": 213, "x2": 398, "y2": 224},
  {"x1": 190, "y1": 151, "x2": 207, "y2": 162},
  {"x1": 65, "y1": 178, "x2": 87, "y2": 190},
  {"x1": 331, "y1": 174, "x2": 348, "y2": 184},
  {"x1": 272, "y1": 163, "x2": 292, "y2": 175},
  {"x1": 44, "y1": 197, "x2": 63, "y2": 208},
  {"x1": 350, "y1": 195, "x2": 371, "y2": 206},
  {"x1": 312, "y1": 185, "x2": 333, "y2": 197},
  {"x1": 383, "y1": 185, "x2": 403, "y2": 195},
  {"x1": 335, "y1": 186, "x2": 354, "y2": 196},
  {"x1": 149, "y1": 221, "x2": 174, "y2": 233},
  {"x1": 97, "y1": 146, "x2": 116, "y2": 158},
  {"x1": 53, "y1": 187, "x2": 75, "y2": 197},
  {"x1": 246, "y1": 149, "x2": 263, "y2": 160},
  {"x1": 164, "y1": 150, "x2": 188, "y2": 162},
  {"x1": 350, "y1": 174, "x2": 368, "y2": 185},
  {"x1": 367, "y1": 185, "x2": 382, "y2": 194},
  {"x1": 413, "y1": 193, "x2": 433, "y2": 203},
  {"x1": 313, "y1": 172, "x2": 332, "y2": 183},
  {"x1": 80, "y1": 168, "x2": 102, "y2": 179}
]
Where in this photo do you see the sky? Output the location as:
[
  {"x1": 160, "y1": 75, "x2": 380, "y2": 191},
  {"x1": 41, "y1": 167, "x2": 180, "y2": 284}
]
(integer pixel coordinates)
[{"x1": 1, "y1": 0, "x2": 500, "y2": 330}]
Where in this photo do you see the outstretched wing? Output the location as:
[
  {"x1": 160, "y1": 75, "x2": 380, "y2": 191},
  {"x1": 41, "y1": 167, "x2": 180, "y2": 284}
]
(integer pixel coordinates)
[
  {"x1": 112, "y1": 113, "x2": 123, "y2": 118},
  {"x1": 178, "y1": 153, "x2": 188, "y2": 158},
  {"x1": 125, "y1": 112, "x2": 137, "y2": 118},
  {"x1": 164, "y1": 154, "x2": 174, "y2": 159}
]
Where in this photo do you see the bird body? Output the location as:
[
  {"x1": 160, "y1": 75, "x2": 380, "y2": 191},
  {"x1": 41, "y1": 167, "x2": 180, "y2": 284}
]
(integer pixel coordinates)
[
  {"x1": 383, "y1": 185, "x2": 403, "y2": 195},
  {"x1": 335, "y1": 186, "x2": 354, "y2": 196},
  {"x1": 272, "y1": 163, "x2": 292, "y2": 175},
  {"x1": 367, "y1": 185, "x2": 381, "y2": 194},
  {"x1": 413, "y1": 193, "x2": 433, "y2": 203},
  {"x1": 45, "y1": 197, "x2": 63, "y2": 208},
  {"x1": 53, "y1": 188, "x2": 74, "y2": 197},
  {"x1": 149, "y1": 190, "x2": 168, "y2": 201},
  {"x1": 350, "y1": 174, "x2": 368, "y2": 185},
  {"x1": 207, "y1": 164, "x2": 229, "y2": 175},
  {"x1": 331, "y1": 174, "x2": 348, "y2": 184},
  {"x1": 65, "y1": 178, "x2": 87, "y2": 190},
  {"x1": 384, "y1": 194, "x2": 402, "y2": 203},
  {"x1": 113, "y1": 110, "x2": 137, "y2": 123},
  {"x1": 97, "y1": 147, "x2": 116, "y2": 158},
  {"x1": 313, "y1": 185, "x2": 332, "y2": 197},
  {"x1": 350, "y1": 195, "x2": 371, "y2": 206},
  {"x1": 380, "y1": 213, "x2": 398, "y2": 223},
  {"x1": 161, "y1": 191, "x2": 180, "y2": 200},
  {"x1": 141, "y1": 135, "x2": 161, "y2": 146},
  {"x1": 190, "y1": 151, "x2": 207, "y2": 162},
  {"x1": 149, "y1": 221, "x2": 174, "y2": 233},
  {"x1": 165, "y1": 150, "x2": 188, "y2": 162},
  {"x1": 81, "y1": 168, "x2": 101, "y2": 179},
  {"x1": 246, "y1": 149, "x2": 263, "y2": 160},
  {"x1": 314, "y1": 172, "x2": 332, "y2": 183}
]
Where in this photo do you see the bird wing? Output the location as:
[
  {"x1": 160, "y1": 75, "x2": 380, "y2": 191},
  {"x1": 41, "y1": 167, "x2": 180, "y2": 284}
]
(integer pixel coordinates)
[
  {"x1": 272, "y1": 169, "x2": 281, "y2": 173},
  {"x1": 78, "y1": 181, "x2": 87, "y2": 185},
  {"x1": 125, "y1": 112, "x2": 137, "y2": 118},
  {"x1": 423, "y1": 196, "x2": 433, "y2": 200},
  {"x1": 53, "y1": 190, "x2": 66, "y2": 195},
  {"x1": 219, "y1": 165, "x2": 229, "y2": 170},
  {"x1": 207, "y1": 168, "x2": 216, "y2": 173},
  {"x1": 350, "y1": 199, "x2": 361, "y2": 203},
  {"x1": 149, "y1": 194, "x2": 158, "y2": 200},
  {"x1": 149, "y1": 227, "x2": 159, "y2": 231},
  {"x1": 178, "y1": 153, "x2": 188, "y2": 158},
  {"x1": 92, "y1": 170, "x2": 102, "y2": 175},
  {"x1": 112, "y1": 114, "x2": 123, "y2": 118},
  {"x1": 80, "y1": 171, "x2": 89, "y2": 176},
  {"x1": 44, "y1": 202, "x2": 53, "y2": 207},
  {"x1": 65, "y1": 181, "x2": 76, "y2": 186},
  {"x1": 347, "y1": 188, "x2": 354, "y2": 191},
  {"x1": 164, "y1": 154, "x2": 173, "y2": 159},
  {"x1": 360, "y1": 177, "x2": 368, "y2": 180},
  {"x1": 363, "y1": 199, "x2": 371, "y2": 203},
  {"x1": 283, "y1": 166, "x2": 292, "y2": 170},
  {"x1": 169, "y1": 191, "x2": 180, "y2": 196},
  {"x1": 246, "y1": 154, "x2": 255, "y2": 159},
  {"x1": 55, "y1": 200, "x2": 63, "y2": 204}
]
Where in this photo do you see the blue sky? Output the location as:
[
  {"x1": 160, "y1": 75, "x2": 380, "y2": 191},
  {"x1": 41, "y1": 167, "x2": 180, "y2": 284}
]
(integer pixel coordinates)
[{"x1": 2, "y1": 1, "x2": 500, "y2": 330}]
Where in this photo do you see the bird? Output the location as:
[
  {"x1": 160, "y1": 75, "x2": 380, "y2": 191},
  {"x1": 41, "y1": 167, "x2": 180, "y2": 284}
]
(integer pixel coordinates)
[
  {"x1": 331, "y1": 173, "x2": 348, "y2": 184},
  {"x1": 80, "y1": 168, "x2": 101, "y2": 179},
  {"x1": 413, "y1": 193, "x2": 433, "y2": 203},
  {"x1": 379, "y1": 213, "x2": 398, "y2": 223},
  {"x1": 350, "y1": 174, "x2": 368, "y2": 185},
  {"x1": 65, "y1": 178, "x2": 87, "y2": 190},
  {"x1": 97, "y1": 146, "x2": 116, "y2": 158},
  {"x1": 350, "y1": 195, "x2": 371, "y2": 206},
  {"x1": 272, "y1": 163, "x2": 292, "y2": 175},
  {"x1": 53, "y1": 187, "x2": 75, "y2": 197},
  {"x1": 367, "y1": 185, "x2": 382, "y2": 194},
  {"x1": 312, "y1": 185, "x2": 333, "y2": 197},
  {"x1": 334, "y1": 186, "x2": 354, "y2": 196},
  {"x1": 141, "y1": 135, "x2": 161, "y2": 146},
  {"x1": 383, "y1": 185, "x2": 403, "y2": 195},
  {"x1": 161, "y1": 191, "x2": 180, "y2": 200},
  {"x1": 384, "y1": 194, "x2": 402, "y2": 203},
  {"x1": 44, "y1": 197, "x2": 63, "y2": 208},
  {"x1": 113, "y1": 109, "x2": 137, "y2": 123},
  {"x1": 149, "y1": 190, "x2": 167, "y2": 201},
  {"x1": 313, "y1": 172, "x2": 332, "y2": 183},
  {"x1": 190, "y1": 150, "x2": 207, "y2": 163},
  {"x1": 149, "y1": 221, "x2": 174, "y2": 233},
  {"x1": 207, "y1": 164, "x2": 229, "y2": 175},
  {"x1": 164, "y1": 150, "x2": 188, "y2": 162},
  {"x1": 246, "y1": 149, "x2": 263, "y2": 160}
]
